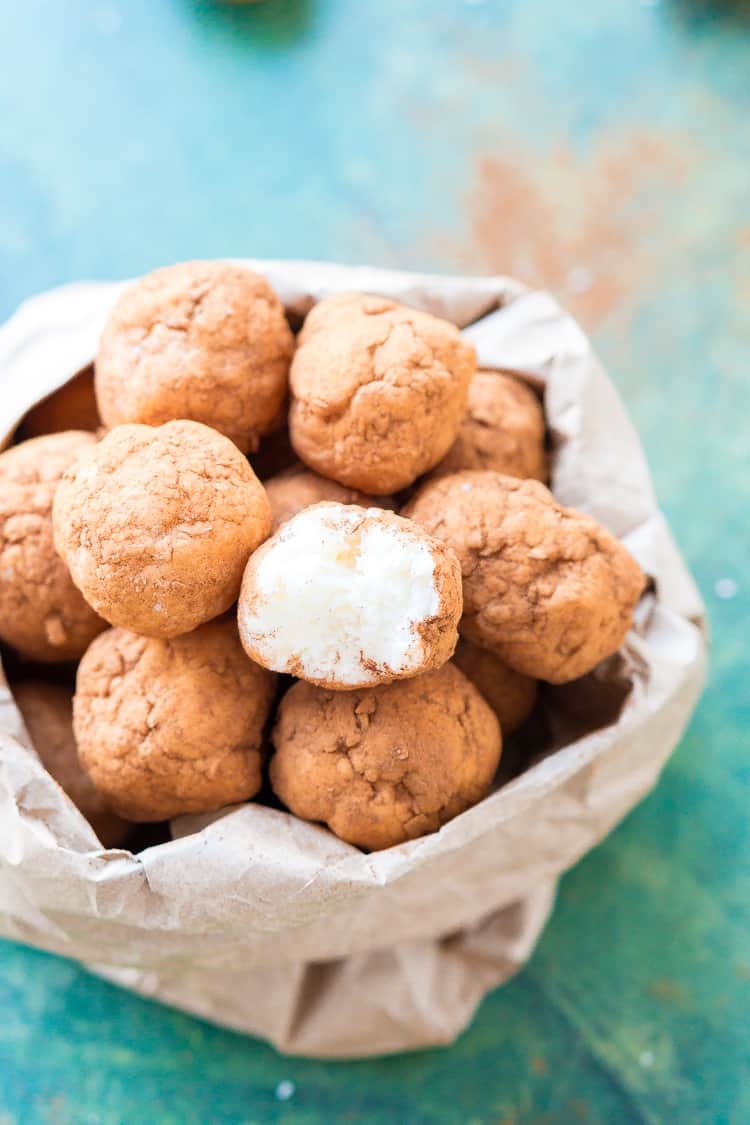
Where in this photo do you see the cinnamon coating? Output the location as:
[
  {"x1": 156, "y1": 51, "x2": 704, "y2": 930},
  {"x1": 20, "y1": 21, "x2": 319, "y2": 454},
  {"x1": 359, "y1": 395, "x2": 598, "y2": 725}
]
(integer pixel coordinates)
[
  {"x1": 53, "y1": 420, "x2": 271, "y2": 638},
  {"x1": 431, "y1": 370, "x2": 547, "y2": 482},
  {"x1": 270, "y1": 662, "x2": 501, "y2": 850},
  {"x1": 265, "y1": 465, "x2": 395, "y2": 532},
  {"x1": 73, "y1": 619, "x2": 276, "y2": 822},
  {"x1": 0, "y1": 431, "x2": 105, "y2": 661},
  {"x1": 289, "y1": 293, "x2": 475, "y2": 493},
  {"x1": 452, "y1": 638, "x2": 537, "y2": 735},
  {"x1": 404, "y1": 471, "x2": 646, "y2": 683},
  {"x1": 96, "y1": 261, "x2": 294, "y2": 452}
]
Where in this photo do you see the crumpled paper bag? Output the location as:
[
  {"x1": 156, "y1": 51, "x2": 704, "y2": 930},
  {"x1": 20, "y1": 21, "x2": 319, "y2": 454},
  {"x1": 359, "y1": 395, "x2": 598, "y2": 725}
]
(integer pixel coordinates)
[{"x1": 0, "y1": 262, "x2": 706, "y2": 1058}]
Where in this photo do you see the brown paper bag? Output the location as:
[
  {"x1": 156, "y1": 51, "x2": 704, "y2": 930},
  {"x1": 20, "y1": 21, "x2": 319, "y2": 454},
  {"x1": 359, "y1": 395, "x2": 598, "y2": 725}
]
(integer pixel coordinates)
[{"x1": 0, "y1": 263, "x2": 706, "y2": 1058}]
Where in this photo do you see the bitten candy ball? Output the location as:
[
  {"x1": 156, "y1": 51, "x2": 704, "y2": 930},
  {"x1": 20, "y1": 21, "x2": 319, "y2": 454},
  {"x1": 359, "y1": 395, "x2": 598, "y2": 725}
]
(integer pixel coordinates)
[
  {"x1": 452, "y1": 638, "x2": 537, "y2": 735},
  {"x1": 13, "y1": 680, "x2": 130, "y2": 847},
  {"x1": 404, "y1": 471, "x2": 646, "y2": 684},
  {"x1": 0, "y1": 431, "x2": 105, "y2": 661},
  {"x1": 53, "y1": 420, "x2": 272, "y2": 638},
  {"x1": 73, "y1": 619, "x2": 276, "y2": 822},
  {"x1": 289, "y1": 293, "x2": 475, "y2": 493},
  {"x1": 264, "y1": 464, "x2": 395, "y2": 533},
  {"x1": 95, "y1": 261, "x2": 294, "y2": 452},
  {"x1": 270, "y1": 662, "x2": 502, "y2": 851},
  {"x1": 238, "y1": 502, "x2": 462, "y2": 689},
  {"x1": 431, "y1": 370, "x2": 547, "y2": 482}
]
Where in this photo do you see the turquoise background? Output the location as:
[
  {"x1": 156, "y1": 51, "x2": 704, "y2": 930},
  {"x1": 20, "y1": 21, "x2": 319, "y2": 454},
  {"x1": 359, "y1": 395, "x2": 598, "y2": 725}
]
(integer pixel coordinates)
[{"x1": 1, "y1": 1, "x2": 749, "y2": 1121}]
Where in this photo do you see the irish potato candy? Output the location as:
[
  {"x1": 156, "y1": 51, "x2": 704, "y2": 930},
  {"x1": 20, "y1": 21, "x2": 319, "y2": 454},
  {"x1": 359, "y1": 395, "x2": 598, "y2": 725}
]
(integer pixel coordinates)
[
  {"x1": 0, "y1": 432, "x2": 105, "y2": 662},
  {"x1": 0, "y1": 265, "x2": 645, "y2": 852},
  {"x1": 53, "y1": 419, "x2": 271, "y2": 638},
  {"x1": 404, "y1": 471, "x2": 645, "y2": 684}
]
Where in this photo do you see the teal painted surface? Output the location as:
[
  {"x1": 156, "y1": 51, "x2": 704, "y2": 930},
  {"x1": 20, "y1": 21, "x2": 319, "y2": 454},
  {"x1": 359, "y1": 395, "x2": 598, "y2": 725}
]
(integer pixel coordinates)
[{"x1": 1, "y1": 1, "x2": 748, "y2": 1121}]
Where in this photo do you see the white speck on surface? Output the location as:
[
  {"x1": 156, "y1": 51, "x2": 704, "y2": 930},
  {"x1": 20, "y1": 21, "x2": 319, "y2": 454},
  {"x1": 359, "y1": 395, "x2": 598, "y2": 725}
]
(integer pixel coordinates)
[
  {"x1": 566, "y1": 266, "x2": 594, "y2": 295},
  {"x1": 275, "y1": 1080, "x2": 295, "y2": 1102},
  {"x1": 715, "y1": 578, "x2": 738, "y2": 600},
  {"x1": 460, "y1": 482, "x2": 473, "y2": 492},
  {"x1": 639, "y1": 1050, "x2": 655, "y2": 1067}
]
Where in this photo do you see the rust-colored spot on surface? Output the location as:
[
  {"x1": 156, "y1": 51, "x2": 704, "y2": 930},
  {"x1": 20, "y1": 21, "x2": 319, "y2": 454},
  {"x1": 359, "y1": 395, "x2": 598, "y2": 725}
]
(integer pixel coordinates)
[
  {"x1": 466, "y1": 131, "x2": 691, "y2": 331},
  {"x1": 531, "y1": 1054, "x2": 548, "y2": 1075},
  {"x1": 648, "y1": 977, "x2": 690, "y2": 1006},
  {"x1": 567, "y1": 1099, "x2": 590, "y2": 1121}
]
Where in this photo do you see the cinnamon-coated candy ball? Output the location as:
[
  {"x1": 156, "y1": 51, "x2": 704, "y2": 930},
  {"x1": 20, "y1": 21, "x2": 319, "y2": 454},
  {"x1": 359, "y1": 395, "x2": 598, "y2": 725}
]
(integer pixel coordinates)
[
  {"x1": 289, "y1": 293, "x2": 475, "y2": 493},
  {"x1": 431, "y1": 370, "x2": 547, "y2": 482},
  {"x1": 270, "y1": 662, "x2": 501, "y2": 850},
  {"x1": 404, "y1": 471, "x2": 645, "y2": 683},
  {"x1": 95, "y1": 261, "x2": 294, "y2": 452},
  {"x1": 264, "y1": 464, "x2": 395, "y2": 532},
  {"x1": 238, "y1": 502, "x2": 462, "y2": 690},
  {"x1": 73, "y1": 619, "x2": 276, "y2": 822},
  {"x1": 0, "y1": 431, "x2": 105, "y2": 661},
  {"x1": 452, "y1": 637, "x2": 537, "y2": 735},
  {"x1": 53, "y1": 420, "x2": 271, "y2": 638}
]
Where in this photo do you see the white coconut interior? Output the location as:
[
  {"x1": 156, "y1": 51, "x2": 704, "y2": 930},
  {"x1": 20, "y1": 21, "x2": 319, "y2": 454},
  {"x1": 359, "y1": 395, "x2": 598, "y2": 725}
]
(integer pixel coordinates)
[{"x1": 240, "y1": 505, "x2": 439, "y2": 685}]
